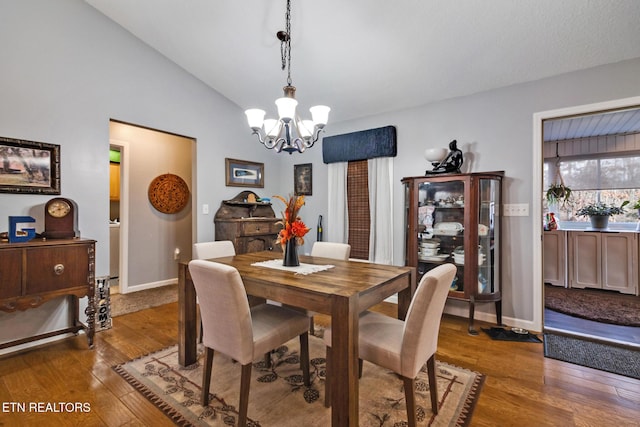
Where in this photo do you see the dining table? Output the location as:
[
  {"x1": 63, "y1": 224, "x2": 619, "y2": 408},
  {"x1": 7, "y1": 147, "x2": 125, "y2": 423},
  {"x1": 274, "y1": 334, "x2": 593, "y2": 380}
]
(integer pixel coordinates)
[{"x1": 177, "y1": 250, "x2": 416, "y2": 427}]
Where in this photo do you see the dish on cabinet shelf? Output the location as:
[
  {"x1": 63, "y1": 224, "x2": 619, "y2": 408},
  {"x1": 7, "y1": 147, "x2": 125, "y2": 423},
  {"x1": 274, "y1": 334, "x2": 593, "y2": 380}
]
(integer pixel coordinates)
[
  {"x1": 433, "y1": 222, "x2": 464, "y2": 236},
  {"x1": 419, "y1": 254, "x2": 449, "y2": 262}
]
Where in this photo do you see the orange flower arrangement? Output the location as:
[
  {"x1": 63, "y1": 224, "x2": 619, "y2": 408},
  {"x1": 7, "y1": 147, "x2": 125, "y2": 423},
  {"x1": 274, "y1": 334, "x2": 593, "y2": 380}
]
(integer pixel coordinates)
[{"x1": 274, "y1": 194, "x2": 310, "y2": 248}]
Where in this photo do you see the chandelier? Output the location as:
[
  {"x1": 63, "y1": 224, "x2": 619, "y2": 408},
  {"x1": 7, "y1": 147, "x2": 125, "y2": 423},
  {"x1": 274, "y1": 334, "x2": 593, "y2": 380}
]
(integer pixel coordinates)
[{"x1": 244, "y1": 0, "x2": 330, "y2": 154}]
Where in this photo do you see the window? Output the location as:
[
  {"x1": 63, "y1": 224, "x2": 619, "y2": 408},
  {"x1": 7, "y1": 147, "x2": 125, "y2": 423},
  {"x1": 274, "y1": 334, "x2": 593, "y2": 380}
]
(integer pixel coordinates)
[{"x1": 544, "y1": 154, "x2": 640, "y2": 223}]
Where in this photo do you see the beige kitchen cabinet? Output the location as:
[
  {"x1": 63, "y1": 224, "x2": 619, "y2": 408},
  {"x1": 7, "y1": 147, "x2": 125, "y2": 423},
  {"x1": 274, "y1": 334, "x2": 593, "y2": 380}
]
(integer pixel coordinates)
[
  {"x1": 568, "y1": 231, "x2": 638, "y2": 295},
  {"x1": 544, "y1": 230, "x2": 567, "y2": 287},
  {"x1": 109, "y1": 162, "x2": 120, "y2": 201}
]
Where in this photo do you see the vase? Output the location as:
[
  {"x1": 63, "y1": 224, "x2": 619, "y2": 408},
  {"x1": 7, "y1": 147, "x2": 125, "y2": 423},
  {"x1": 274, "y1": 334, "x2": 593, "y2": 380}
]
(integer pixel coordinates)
[
  {"x1": 283, "y1": 239, "x2": 300, "y2": 267},
  {"x1": 589, "y1": 215, "x2": 609, "y2": 230}
]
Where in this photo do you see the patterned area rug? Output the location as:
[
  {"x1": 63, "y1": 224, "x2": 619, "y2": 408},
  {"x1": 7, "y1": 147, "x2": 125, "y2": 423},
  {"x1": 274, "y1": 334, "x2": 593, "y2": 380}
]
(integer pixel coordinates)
[
  {"x1": 114, "y1": 335, "x2": 485, "y2": 426},
  {"x1": 544, "y1": 284, "x2": 640, "y2": 327}
]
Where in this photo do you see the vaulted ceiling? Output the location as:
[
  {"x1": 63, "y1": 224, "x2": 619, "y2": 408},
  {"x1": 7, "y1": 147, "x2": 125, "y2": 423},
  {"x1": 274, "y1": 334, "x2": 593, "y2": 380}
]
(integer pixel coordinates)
[{"x1": 86, "y1": 0, "x2": 640, "y2": 133}]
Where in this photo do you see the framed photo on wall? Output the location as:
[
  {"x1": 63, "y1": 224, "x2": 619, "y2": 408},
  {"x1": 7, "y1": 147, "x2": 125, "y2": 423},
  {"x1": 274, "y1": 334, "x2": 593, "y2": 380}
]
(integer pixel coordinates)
[
  {"x1": 0, "y1": 136, "x2": 60, "y2": 194},
  {"x1": 294, "y1": 163, "x2": 312, "y2": 195},
  {"x1": 225, "y1": 158, "x2": 264, "y2": 188}
]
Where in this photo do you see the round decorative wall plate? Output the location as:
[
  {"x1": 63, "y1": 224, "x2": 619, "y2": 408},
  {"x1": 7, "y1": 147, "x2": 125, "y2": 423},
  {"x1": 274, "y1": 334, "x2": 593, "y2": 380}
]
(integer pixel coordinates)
[{"x1": 148, "y1": 173, "x2": 190, "y2": 214}]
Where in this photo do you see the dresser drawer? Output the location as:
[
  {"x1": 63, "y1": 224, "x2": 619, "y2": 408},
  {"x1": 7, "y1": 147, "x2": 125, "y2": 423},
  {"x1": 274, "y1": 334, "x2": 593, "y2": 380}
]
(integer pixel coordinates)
[
  {"x1": 25, "y1": 245, "x2": 90, "y2": 295},
  {"x1": 240, "y1": 221, "x2": 280, "y2": 236}
]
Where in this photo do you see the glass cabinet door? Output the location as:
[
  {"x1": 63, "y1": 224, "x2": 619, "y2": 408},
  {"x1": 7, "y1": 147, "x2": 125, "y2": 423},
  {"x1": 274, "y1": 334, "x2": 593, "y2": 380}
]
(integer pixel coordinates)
[
  {"x1": 478, "y1": 178, "x2": 500, "y2": 296},
  {"x1": 416, "y1": 178, "x2": 466, "y2": 292}
]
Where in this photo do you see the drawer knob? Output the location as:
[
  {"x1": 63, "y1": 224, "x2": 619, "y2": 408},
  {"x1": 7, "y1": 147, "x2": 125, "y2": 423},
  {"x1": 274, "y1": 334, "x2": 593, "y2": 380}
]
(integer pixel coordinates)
[{"x1": 54, "y1": 264, "x2": 65, "y2": 275}]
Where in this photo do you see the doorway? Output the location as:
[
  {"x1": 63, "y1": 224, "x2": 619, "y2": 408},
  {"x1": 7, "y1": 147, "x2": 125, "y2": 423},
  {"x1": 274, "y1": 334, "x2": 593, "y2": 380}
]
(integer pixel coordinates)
[
  {"x1": 533, "y1": 96, "x2": 640, "y2": 346},
  {"x1": 108, "y1": 120, "x2": 195, "y2": 295}
]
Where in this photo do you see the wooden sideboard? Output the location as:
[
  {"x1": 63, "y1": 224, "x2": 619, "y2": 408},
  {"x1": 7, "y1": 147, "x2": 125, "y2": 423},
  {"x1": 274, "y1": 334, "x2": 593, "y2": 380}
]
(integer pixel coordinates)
[
  {"x1": 0, "y1": 238, "x2": 96, "y2": 350},
  {"x1": 214, "y1": 191, "x2": 283, "y2": 254}
]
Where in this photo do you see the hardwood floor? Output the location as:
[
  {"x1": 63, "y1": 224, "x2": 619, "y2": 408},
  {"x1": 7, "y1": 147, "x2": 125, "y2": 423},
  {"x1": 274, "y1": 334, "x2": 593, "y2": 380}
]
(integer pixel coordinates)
[{"x1": 1, "y1": 302, "x2": 639, "y2": 426}]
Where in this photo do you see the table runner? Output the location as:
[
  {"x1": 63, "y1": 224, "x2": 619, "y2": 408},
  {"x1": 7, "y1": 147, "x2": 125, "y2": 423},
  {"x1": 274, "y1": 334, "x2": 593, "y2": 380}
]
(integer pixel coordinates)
[{"x1": 251, "y1": 259, "x2": 335, "y2": 275}]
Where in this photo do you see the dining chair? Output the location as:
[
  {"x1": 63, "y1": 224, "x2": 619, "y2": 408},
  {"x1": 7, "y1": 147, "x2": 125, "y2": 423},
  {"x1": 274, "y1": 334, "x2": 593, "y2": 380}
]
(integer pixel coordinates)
[
  {"x1": 308, "y1": 242, "x2": 351, "y2": 334},
  {"x1": 193, "y1": 240, "x2": 236, "y2": 260},
  {"x1": 323, "y1": 263, "x2": 457, "y2": 426},
  {"x1": 311, "y1": 241, "x2": 351, "y2": 260},
  {"x1": 188, "y1": 259, "x2": 311, "y2": 425},
  {"x1": 192, "y1": 240, "x2": 236, "y2": 343}
]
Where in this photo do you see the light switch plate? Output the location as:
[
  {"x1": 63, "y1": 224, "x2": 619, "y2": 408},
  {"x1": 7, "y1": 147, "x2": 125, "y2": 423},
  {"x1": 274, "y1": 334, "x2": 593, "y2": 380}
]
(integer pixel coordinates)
[{"x1": 504, "y1": 203, "x2": 529, "y2": 216}]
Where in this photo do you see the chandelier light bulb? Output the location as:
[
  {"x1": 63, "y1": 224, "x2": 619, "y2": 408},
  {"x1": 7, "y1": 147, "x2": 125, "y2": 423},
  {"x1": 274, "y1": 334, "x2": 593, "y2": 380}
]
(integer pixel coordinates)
[
  {"x1": 310, "y1": 105, "x2": 330, "y2": 126},
  {"x1": 275, "y1": 97, "x2": 298, "y2": 121},
  {"x1": 245, "y1": 109, "x2": 265, "y2": 129}
]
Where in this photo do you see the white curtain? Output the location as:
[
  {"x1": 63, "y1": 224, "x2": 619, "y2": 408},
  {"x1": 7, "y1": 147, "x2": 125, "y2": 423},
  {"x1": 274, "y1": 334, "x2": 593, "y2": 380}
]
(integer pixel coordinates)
[
  {"x1": 327, "y1": 162, "x2": 348, "y2": 243},
  {"x1": 368, "y1": 157, "x2": 394, "y2": 264}
]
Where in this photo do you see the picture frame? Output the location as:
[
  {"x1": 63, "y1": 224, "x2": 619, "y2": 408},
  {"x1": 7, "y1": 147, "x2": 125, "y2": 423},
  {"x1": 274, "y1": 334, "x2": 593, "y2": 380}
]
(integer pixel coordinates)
[
  {"x1": 225, "y1": 158, "x2": 264, "y2": 188},
  {"x1": 294, "y1": 163, "x2": 312, "y2": 196},
  {"x1": 0, "y1": 136, "x2": 61, "y2": 194}
]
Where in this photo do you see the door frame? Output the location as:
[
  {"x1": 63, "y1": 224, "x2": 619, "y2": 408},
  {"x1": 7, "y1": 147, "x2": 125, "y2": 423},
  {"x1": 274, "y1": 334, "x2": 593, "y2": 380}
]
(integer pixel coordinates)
[{"x1": 532, "y1": 95, "x2": 640, "y2": 332}]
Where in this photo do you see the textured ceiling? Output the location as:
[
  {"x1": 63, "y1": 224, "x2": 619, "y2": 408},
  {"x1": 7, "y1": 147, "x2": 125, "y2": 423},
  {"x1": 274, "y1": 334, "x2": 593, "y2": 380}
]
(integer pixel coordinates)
[{"x1": 85, "y1": 0, "x2": 640, "y2": 126}]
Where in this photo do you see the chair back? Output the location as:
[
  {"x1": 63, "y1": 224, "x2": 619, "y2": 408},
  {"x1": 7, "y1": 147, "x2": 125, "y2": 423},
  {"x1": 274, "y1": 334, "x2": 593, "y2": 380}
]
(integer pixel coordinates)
[
  {"x1": 401, "y1": 263, "x2": 456, "y2": 377},
  {"x1": 193, "y1": 240, "x2": 235, "y2": 260},
  {"x1": 311, "y1": 242, "x2": 351, "y2": 260},
  {"x1": 188, "y1": 260, "x2": 254, "y2": 363}
]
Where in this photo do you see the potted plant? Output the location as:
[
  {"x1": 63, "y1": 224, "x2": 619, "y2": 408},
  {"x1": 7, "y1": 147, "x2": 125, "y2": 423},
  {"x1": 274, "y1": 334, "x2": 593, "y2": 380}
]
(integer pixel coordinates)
[
  {"x1": 545, "y1": 183, "x2": 572, "y2": 207},
  {"x1": 576, "y1": 201, "x2": 629, "y2": 229}
]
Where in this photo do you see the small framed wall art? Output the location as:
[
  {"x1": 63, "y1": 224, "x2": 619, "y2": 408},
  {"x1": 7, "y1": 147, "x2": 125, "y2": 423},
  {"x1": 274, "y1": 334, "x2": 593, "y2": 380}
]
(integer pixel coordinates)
[
  {"x1": 0, "y1": 136, "x2": 61, "y2": 194},
  {"x1": 225, "y1": 158, "x2": 264, "y2": 188},
  {"x1": 294, "y1": 163, "x2": 312, "y2": 195}
]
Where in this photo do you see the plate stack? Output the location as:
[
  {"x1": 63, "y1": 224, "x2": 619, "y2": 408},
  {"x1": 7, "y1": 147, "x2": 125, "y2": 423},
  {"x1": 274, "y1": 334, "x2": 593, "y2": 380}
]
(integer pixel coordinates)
[{"x1": 418, "y1": 239, "x2": 448, "y2": 262}]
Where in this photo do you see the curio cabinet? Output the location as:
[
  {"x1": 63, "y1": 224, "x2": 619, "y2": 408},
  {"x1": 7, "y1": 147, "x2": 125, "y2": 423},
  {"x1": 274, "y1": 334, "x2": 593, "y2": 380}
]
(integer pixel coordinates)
[{"x1": 402, "y1": 172, "x2": 504, "y2": 334}]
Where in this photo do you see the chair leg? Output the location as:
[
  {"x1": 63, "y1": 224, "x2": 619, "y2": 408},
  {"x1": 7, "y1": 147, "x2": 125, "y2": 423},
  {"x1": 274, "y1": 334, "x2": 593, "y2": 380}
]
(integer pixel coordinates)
[
  {"x1": 299, "y1": 333, "x2": 310, "y2": 386},
  {"x1": 426, "y1": 354, "x2": 438, "y2": 415},
  {"x1": 201, "y1": 347, "x2": 214, "y2": 406},
  {"x1": 403, "y1": 376, "x2": 417, "y2": 427},
  {"x1": 238, "y1": 363, "x2": 252, "y2": 427},
  {"x1": 358, "y1": 358, "x2": 363, "y2": 379},
  {"x1": 324, "y1": 346, "x2": 331, "y2": 408},
  {"x1": 309, "y1": 316, "x2": 315, "y2": 335}
]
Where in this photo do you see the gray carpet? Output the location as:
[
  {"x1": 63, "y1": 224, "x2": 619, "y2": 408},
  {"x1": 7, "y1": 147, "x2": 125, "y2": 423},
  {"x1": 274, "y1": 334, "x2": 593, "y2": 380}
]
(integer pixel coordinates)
[{"x1": 544, "y1": 333, "x2": 640, "y2": 380}]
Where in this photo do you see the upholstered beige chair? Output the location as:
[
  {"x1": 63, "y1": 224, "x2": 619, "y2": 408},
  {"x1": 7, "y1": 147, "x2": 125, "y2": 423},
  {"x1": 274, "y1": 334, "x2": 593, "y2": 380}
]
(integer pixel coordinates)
[
  {"x1": 188, "y1": 260, "x2": 311, "y2": 425},
  {"x1": 192, "y1": 241, "x2": 236, "y2": 342},
  {"x1": 308, "y1": 242, "x2": 351, "y2": 333},
  {"x1": 193, "y1": 240, "x2": 236, "y2": 260},
  {"x1": 323, "y1": 263, "x2": 456, "y2": 426},
  {"x1": 311, "y1": 241, "x2": 351, "y2": 260}
]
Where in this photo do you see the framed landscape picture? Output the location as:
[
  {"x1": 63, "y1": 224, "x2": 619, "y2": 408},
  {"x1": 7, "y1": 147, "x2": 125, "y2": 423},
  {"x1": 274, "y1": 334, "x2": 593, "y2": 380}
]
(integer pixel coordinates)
[
  {"x1": 225, "y1": 158, "x2": 264, "y2": 188},
  {"x1": 0, "y1": 136, "x2": 60, "y2": 194},
  {"x1": 294, "y1": 163, "x2": 312, "y2": 195}
]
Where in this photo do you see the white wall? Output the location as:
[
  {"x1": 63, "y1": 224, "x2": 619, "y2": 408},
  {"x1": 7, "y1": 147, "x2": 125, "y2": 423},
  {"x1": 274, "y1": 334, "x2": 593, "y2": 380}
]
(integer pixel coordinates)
[
  {"x1": 2, "y1": 0, "x2": 640, "y2": 352},
  {"x1": 0, "y1": 0, "x2": 283, "y2": 352},
  {"x1": 296, "y1": 57, "x2": 640, "y2": 327}
]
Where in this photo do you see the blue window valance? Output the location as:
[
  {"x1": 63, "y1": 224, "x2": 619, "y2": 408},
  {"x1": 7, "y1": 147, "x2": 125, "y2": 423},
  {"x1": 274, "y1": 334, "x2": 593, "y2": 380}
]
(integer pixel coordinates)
[{"x1": 322, "y1": 125, "x2": 397, "y2": 164}]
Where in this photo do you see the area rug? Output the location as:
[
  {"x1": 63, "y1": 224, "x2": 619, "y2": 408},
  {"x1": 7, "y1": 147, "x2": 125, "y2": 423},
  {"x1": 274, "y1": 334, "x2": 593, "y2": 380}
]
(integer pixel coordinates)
[
  {"x1": 110, "y1": 284, "x2": 178, "y2": 317},
  {"x1": 544, "y1": 284, "x2": 640, "y2": 327},
  {"x1": 113, "y1": 335, "x2": 485, "y2": 426},
  {"x1": 482, "y1": 327, "x2": 543, "y2": 343},
  {"x1": 544, "y1": 332, "x2": 640, "y2": 380}
]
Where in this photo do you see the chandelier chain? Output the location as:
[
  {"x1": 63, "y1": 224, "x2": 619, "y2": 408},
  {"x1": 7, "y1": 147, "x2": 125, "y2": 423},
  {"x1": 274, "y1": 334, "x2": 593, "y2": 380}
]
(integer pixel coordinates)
[{"x1": 280, "y1": 0, "x2": 293, "y2": 86}]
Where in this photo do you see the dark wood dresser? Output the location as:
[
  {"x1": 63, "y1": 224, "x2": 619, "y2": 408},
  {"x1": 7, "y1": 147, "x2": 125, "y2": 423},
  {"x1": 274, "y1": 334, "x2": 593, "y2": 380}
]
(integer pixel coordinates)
[
  {"x1": 214, "y1": 191, "x2": 282, "y2": 254},
  {"x1": 0, "y1": 238, "x2": 96, "y2": 350}
]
